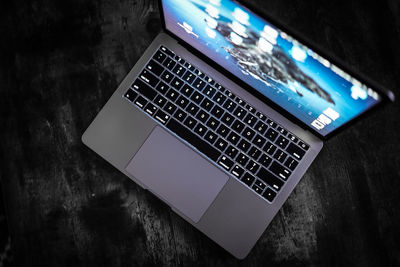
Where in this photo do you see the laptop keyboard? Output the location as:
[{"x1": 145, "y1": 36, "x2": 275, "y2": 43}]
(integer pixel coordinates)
[{"x1": 123, "y1": 46, "x2": 310, "y2": 203}]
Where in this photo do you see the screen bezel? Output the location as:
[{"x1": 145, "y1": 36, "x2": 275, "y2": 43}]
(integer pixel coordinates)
[{"x1": 158, "y1": 0, "x2": 395, "y2": 140}]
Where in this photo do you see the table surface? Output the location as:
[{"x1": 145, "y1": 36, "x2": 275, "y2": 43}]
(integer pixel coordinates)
[{"x1": 1, "y1": 0, "x2": 400, "y2": 266}]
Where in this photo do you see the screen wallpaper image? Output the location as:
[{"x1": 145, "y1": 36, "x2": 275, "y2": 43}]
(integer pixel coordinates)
[{"x1": 162, "y1": 0, "x2": 382, "y2": 136}]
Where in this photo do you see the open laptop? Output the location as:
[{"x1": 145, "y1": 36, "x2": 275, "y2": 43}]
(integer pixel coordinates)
[{"x1": 82, "y1": 0, "x2": 395, "y2": 259}]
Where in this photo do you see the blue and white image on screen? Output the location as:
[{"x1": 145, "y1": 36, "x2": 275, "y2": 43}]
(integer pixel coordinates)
[{"x1": 162, "y1": 0, "x2": 382, "y2": 136}]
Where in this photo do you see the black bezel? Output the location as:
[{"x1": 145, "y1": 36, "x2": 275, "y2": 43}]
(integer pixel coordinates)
[{"x1": 157, "y1": 0, "x2": 395, "y2": 140}]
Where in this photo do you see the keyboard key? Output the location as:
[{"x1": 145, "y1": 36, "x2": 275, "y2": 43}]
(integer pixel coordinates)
[
  {"x1": 257, "y1": 168, "x2": 284, "y2": 191},
  {"x1": 258, "y1": 154, "x2": 272, "y2": 168},
  {"x1": 165, "y1": 88, "x2": 179, "y2": 101},
  {"x1": 193, "y1": 78, "x2": 206, "y2": 90},
  {"x1": 221, "y1": 113, "x2": 234, "y2": 126},
  {"x1": 287, "y1": 133, "x2": 299, "y2": 143},
  {"x1": 252, "y1": 185, "x2": 263, "y2": 195},
  {"x1": 253, "y1": 135, "x2": 266, "y2": 148},
  {"x1": 139, "y1": 69, "x2": 159, "y2": 87},
  {"x1": 275, "y1": 135, "x2": 289, "y2": 149},
  {"x1": 160, "y1": 70, "x2": 174, "y2": 83},
  {"x1": 160, "y1": 46, "x2": 175, "y2": 57},
  {"x1": 186, "y1": 103, "x2": 199, "y2": 116},
  {"x1": 173, "y1": 108, "x2": 186, "y2": 122},
  {"x1": 154, "y1": 110, "x2": 170, "y2": 124},
  {"x1": 256, "y1": 112, "x2": 267, "y2": 121},
  {"x1": 203, "y1": 85, "x2": 216, "y2": 98},
  {"x1": 172, "y1": 64, "x2": 186, "y2": 77},
  {"x1": 232, "y1": 120, "x2": 245, "y2": 133},
  {"x1": 243, "y1": 127, "x2": 256, "y2": 141},
  {"x1": 183, "y1": 71, "x2": 196, "y2": 84},
  {"x1": 263, "y1": 141, "x2": 277, "y2": 155},
  {"x1": 166, "y1": 118, "x2": 221, "y2": 162},
  {"x1": 227, "y1": 132, "x2": 240, "y2": 145},
  {"x1": 194, "y1": 110, "x2": 208, "y2": 123},
  {"x1": 171, "y1": 77, "x2": 184, "y2": 90},
  {"x1": 218, "y1": 156, "x2": 234, "y2": 171},
  {"x1": 236, "y1": 153, "x2": 249, "y2": 166},
  {"x1": 215, "y1": 138, "x2": 228, "y2": 151},
  {"x1": 134, "y1": 96, "x2": 147, "y2": 108},
  {"x1": 200, "y1": 98, "x2": 214, "y2": 111},
  {"x1": 238, "y1": 139, "x2": 251, "y2": 153},
  {"x1": 206, "y1": 117, "x2": 220, "y2": 130},
  {"x1": 175, "y1": 56, "x2": 185, "y2": 65},
  {"x1": 144, "y1": 102, "x2": 157, "y2": 115},
  {"x1": 277, "y1": 126, "x2": 288, "y2": 136},
  {"x1": 215, "y1": 83, "x2": 224, "y2": 91},
  {"x1": 180, "y1": 84, "x2": 194, "y2": 97},
  {"x1": 284, "y1": 157, "x2": 299, "y2": 171},
  {"x1": 156, "y1": 81, "x2": 169, "y2": 94},
  {"x1": 255, "y1": 121, "x2": 268, "y2": 134},
  {"x1": 246, "y1": 160, "x2": 260, "y2": 174},
  {"x1": 211, "y1": 106, "x2": 224, "y2": 119},
  {"x1": 286, "y1": 143, "x2": 306, "y2": 160},
  {"x1": 176, "y1": 95, "x2": 189, "y2": 109},
  {"x1": 225, "y1": 90, "x2": 234, "y2": 99},
  {"x1": 183, "y1": 116, "x2": 197, "y2": 129},
  {"x1": 164, "y1": 102, "x2": 177, "y2": 115},
  {"x1": 265, "y1": 128, "x2": 278, "y2": 141},
  {"x1": 248, "y1": 147, "x2": 262, "y2": 160},
  {"x1": 154, "y1": 95, "x2": 167, "y2": 108},
  {"x1": 153, "y1": 51, "x2": 167, "y2": 63},
  {"x1": 146, "y1": 60, "x2": 164, "y2": 76},
  {"x1": 191, "y1": 91, "x2": 204, "y2": 104},
  {"x1": 124, "y1": 89, "x2": 137, "y2": 102},
  {"x1": 241, "y1": 173, "x2": 255, "y2": 186},
  {"x1": 213, "y1": 92, "x2": 226, "y2": 105},
  {"x1": 226, "y1": 145, "x2": 239, "y2": 159},
  {"x1": 194, "y1": 123, "x2": 207, "y2": 137},
  {"x1": 205, "y1": 75, "x2": 213, "y2": 84},
  {"x1": 274, "y1": 149, "x2": 288, "y2": 163},
  {"x1": 244, "y1": 114, "x2": 257, "y2": 127},
  {"x1": 269, "y1": 161, "x2": 291, "y2": 181},
  {"x1": 255, "y1": 180, "x2": 266, "y2": 190},
  {"x1": 223, "y1": 100, "x2": 237, "y2": 112},
  {"x1": 163, "y1": 57, "x2": 176, "y2": 70},
  {"x1": 132, "y1": 79, "x2": 157, "y2": 101},
  {"x1": 185, "y1": 62, "x2": 194, "y2": 71},
  {"x1": 216, "y1": 124, "x2": 230, "y2": 137},
  {"x1": 246, "y1": 104, "x2": 256, "y2": 114},
  {"x1": 298, "y1": 141, "x2": 310, "y2": 151},
  {"x1": 263, "y1": 188, "x2": 277, "y2": 202},
  {"x1": 204, "y1": 130, "x2": 218, "y2": 144},
  {"x1": 231, "y1": 165, "x2": 245, "y2": 178},
  {"x1": 234, "y1": 106, "x2": 247, "y2": 119},
  {"x1": 235, "y1": 97, "x2": 245, "y2": 106},
  {"x1": 267, "y1": 119, "x2": 278, "y2": 128}
]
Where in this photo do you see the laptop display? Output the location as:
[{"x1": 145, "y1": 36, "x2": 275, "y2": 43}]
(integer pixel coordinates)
[{"x1": 161, "y1": 0, "x2": 383, "y2": 136}]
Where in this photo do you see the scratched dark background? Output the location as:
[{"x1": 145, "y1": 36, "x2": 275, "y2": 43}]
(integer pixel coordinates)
[{"x1": 1, "y1": 0, "x2": 400, "y2": 266}]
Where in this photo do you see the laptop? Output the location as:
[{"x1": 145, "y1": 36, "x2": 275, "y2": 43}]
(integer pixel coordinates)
[{"x1": 82, "y1": 0, "x2": 395, "y2": 259}]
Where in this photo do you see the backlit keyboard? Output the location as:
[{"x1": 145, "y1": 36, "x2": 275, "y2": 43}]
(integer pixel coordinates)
[{"x1": 123, "y1": 45, "x2": 310, "y2": 202}]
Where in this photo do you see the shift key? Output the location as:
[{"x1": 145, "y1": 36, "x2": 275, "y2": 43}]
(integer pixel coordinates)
[
  {"x1": 257, "y1": 167, "x2": 284, "y2": 191},
  {"x1": 132, "y1": 79, "x2": 157, "y2": 101}
]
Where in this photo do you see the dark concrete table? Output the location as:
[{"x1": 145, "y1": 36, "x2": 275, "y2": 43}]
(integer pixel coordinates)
[{"x1": 1, "y1": 0, "x2": 399, "y2": 266}]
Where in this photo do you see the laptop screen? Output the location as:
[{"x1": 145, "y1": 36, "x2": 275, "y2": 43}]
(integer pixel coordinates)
[{"x1": 161, "y1": 0, "x2": 383, "y2": 137}]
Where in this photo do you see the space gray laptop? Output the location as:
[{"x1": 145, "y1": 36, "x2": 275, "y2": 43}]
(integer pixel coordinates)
[{"x1": 82, "y1": 0, "x2": 395, "y2": 259}]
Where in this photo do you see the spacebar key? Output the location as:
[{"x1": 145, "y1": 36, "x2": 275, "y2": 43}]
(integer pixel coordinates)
[{"x1": 166, "y1": 118, "x2": 221, "y2": 162}]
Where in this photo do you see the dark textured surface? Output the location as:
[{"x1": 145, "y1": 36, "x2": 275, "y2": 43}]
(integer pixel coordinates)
[{"x1": 1, "y1": 0, "x2": 400, "y2": 266}]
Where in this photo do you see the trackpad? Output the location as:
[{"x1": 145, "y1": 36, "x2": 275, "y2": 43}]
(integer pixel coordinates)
[{"x1": 126, "y1": 126, "x2": 229, "y2": 223}]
